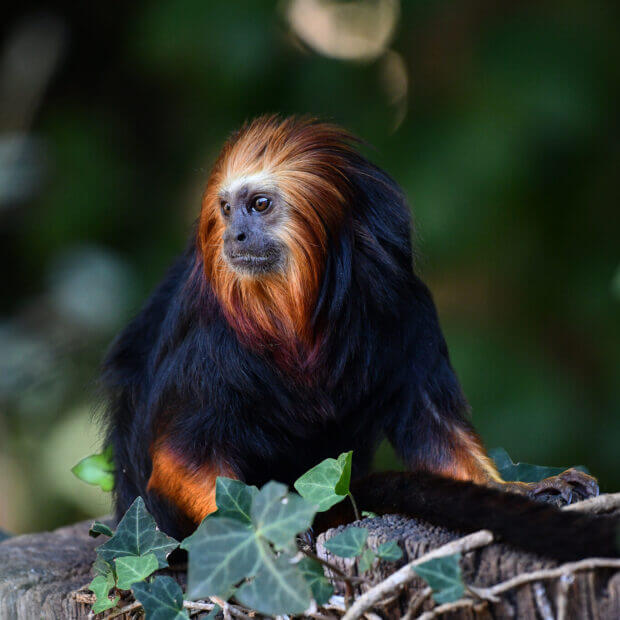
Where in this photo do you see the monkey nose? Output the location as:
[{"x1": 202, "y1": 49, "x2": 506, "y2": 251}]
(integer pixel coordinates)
[{"x1": 236, "y1": 232, "x2": 246, "y2": 242}]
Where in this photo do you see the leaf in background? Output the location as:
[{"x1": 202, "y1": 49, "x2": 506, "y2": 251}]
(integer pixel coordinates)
[
  {"x1": 132, "y1": 576, "x2": 189, "y2": 620},
  {"x1": 115, "y1": 552, "x2": 159, "y2": 590},
  {"x1": 182, "y1": 517, "x2": 262, "y2": 599},
  {"x1": 71, "y1": 445, "x2": 115, "y2": 492},
  {"x1": 324, "y1": 527, "x2": 368, "y2": 558},
  {"x1": 489, "y1": 447, "x2": 588, "y2": 483},
  {"x1": 235, "y1": 552, "x2": 312, "y2": 615},
  {"x1": 214, "y1": 477, "x2": 258, "y2": 524},
  {"x1": 89, "y1": 568, "x2": 119, "y2": 614},
  {"x1": 97, "y1": 497, "x2": 178, "y2": 568},
  {"x1": 252, "y1": 481, "x2": 316, "y2": 550},
  {"x1": 89, "y1": 521, "x2": 114, "y2": 538},
  {"x1": 413, "y1": 553, "x2": 465, "y2": 604},
  {"x1": 294, "y1": 451, "x2": 352, "y2": 511},
  {"x1": 298, "y1": 557, "x2": 333, "y2": 606},
  {"x1": 358, "y1": 548, "x2": 376, "y2": 573}
]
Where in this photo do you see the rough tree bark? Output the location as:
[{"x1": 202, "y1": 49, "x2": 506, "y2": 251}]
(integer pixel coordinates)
[
  {"x1": 316, "y1": 514, "x2": 620, "y2": 619},
  {"x1": 0, "y1": 501, "x2": 618, "y2": 619}
]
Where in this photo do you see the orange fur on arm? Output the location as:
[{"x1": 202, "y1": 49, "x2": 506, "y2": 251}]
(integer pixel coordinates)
[
  {"x1": 433, "y1": 426, "x2": 503, "y2": 485},
  {"x1": 147, "y1": 442, "x2": 235, "y2": 523}
]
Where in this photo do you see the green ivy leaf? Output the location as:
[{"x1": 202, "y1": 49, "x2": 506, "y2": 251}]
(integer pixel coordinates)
[
  {"x1": 89, "y1": 521, "x2": 114, "y2": 538},
  {"x1": 214, "y1": 477, "x2": 258, "y2": 524},
  {"x1": 235, "y1": 553, "x2": 312, "y2": 615},
  {"x1": 334, "y1": 451, "x2": 353, "y2": 495},
  {"x1": 298, "y1": 557, "x2": 333, "y2": 606},
  {"x1": 71, "y1": 445, "x2": 115, "y2": 492},
  {"x1": 184, "y1": 479, "x2": 317, "y2": 602},
  {"x1": 413, "y1": 553, "x2": 465, "y2": 604},
  {"x1": 115, "y1": 552, "x2": 159, "y2": 590},
  {"x1": 92, "y1": 555, "x2": 114, "y2": 578},
  {"x1": 89, "y1": 567, "x2": 119, "y2": 614},
  {"x1": 132, "y1": 576, "x2": 189, "y2": 620},
  {"x1": 362, "y1": 510, "x2": 378, "y2": 518},
  {"x1": 324, "y1": 527, "x2": 368, "y2": 558},
  {"x1": 358, "y1": 548, "x2": 376, "y2": 573},
  {"x1": 251, "y1": 481, "x2": 316, "y2": 550},
  {"x1": 205, "y1": 604, "x2": 222, "y2": 619},
  {"x1": 294, "y1": 451, "x2": 352, "y2": 511},
  {"x1": 97, "y1": 497, "x2": 178, "y2": 568},
  {"x1": 376, "y1": 540, "x2": 403, "y2": 561},
  {"x1": 182, "y1": 517, "x2": 262, "y2": 599},
  {"x1": 489, "y1": 447, "x2": 588, "y2": 483}
]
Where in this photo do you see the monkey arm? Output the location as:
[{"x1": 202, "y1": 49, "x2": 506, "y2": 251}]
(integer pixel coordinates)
[
  {"x1": 383, "y1": 389, "x2": 502, "y2": 485},
  {"x1": 382, "y1": 311, "x2": 598, "y2": 503},
  {"x1": 385, "y1": 391, "x2": 599, "y2": 502}
]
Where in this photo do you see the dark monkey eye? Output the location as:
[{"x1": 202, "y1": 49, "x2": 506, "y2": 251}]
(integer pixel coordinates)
[
  {"x1": 221, "y1": 201, "x2": 231, "y2": 216},
  {"x1": 251, "y1": 196, "x2": 271, "y2": 212}
]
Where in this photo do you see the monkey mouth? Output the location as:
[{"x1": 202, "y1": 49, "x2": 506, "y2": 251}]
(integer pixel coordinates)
[{"x1": 226, "y1": 252, "x2": 280, "y2": 274}]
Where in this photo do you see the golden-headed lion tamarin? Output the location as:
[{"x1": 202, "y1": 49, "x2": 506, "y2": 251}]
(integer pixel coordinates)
[{"x1": 102, "y1": 116, "x2": 615, "y2": 561}]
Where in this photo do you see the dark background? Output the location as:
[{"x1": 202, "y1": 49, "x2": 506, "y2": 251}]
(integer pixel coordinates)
[{"x1": 1, "y1": 0, "x2": 618, "y2": 534}]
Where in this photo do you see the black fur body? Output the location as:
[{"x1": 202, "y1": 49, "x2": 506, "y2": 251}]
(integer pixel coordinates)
[{"x1": 103, "y1": 158, "x2": 472, "y2": 539}]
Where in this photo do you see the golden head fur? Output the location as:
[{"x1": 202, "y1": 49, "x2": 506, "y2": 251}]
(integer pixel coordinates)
[{"x1": 198, "y1": 116, "x2": 358, "y2": 365}]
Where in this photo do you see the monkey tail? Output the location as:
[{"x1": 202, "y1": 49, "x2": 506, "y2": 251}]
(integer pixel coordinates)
[{"x1": 316, "y1": 471, "x2": 619, "y2": 562}]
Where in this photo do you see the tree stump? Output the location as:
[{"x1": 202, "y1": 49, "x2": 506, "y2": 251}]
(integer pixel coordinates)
[
  {"x1": 317, "y1": 514, "x2": 620, "y2": 619},
  {"x1": 0, "y1": 501, "x2": 618, "y2": 619},
  {"x1": 0, "y1": 519, "x2": 103, "y2": 619}
]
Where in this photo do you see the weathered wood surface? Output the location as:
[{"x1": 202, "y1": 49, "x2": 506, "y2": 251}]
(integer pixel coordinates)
[
  {"x1": 0, "y1": 519, "x2": 104, "y2": 619},
  {"x1": 0, "y1": 505, "x2": 618, "y2": 619},
  {"x1": 317, "y1": 514, "x2": 620, "y2": 619}
]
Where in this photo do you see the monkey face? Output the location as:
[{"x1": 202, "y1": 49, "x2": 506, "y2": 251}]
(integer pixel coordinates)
[{"x1": 219, "y1": 180, "x2": 286, "y2": 276}]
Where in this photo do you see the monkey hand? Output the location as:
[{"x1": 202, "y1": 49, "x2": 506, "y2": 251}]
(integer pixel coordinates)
[{"x1": 495, "y1": 468, "x2": 599, "y2": 506}]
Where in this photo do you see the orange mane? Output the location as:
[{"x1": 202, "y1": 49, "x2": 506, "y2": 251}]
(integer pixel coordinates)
[{"x1": 198, "y1": 116, "x2": 356, "y2": 369}]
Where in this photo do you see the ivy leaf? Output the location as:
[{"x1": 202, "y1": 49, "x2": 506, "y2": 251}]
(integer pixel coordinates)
[
  {"x1": 97, "y1": 497, "x2": 178, "y2": 568},
  {"x1": 334, "y1": 451, "x2": 353, "y2": 495},
  {"x1": 182, "y1": 517, "x2": 262, "y2": 599},
  {"x1": 92, "y1": 555, "x2": 114, "y2": 577},
  {"x1": 72, "y1": 445, "x2": 115, "y2": 492},
  {"x1": 358, "y1": 548, "x2": 376, "y2": 573},
  {"x1": 413, "y1": 553, "x2": 465, "y2": 604},
  {"x1": 89, "y1": 567, "x2": 119, "y2": 614},
  {"x1": 115, "y1": 552, "x2": 159, "y2": 590},
  {"x1": 214, "y1": 477, "x2": 258, "y2": 524},
  {"x1": 205, "y1": 604, "x2": 222, "y2": 619},
  {"x1": 324, "y1": 527, "x2": 368, "y2": 558},
  {"x1": 132, "y1": 576, "x2": 189, "y2": 620},
  {"x1": 89, "y1": 521, "x2": 114, "y2": 538},
  {"x1": 362, "y1": 510, "x2": 378, "y2": 518},
  {"x1": 298, "y1": 557, "x2": 333, "y2": 606},
  {"x1": 235, "y1": 553, "x2": 312, "y2": 615},
  {"x1": 376, "y1": 540, "x2": 403, "y2": 561},
  {"x1": 489, "y1": 447, "x2": 588, "y2": 483},
  {"x1": 294, "y1": 451, "x2": 352, "y2": 511},
  {"x1": 251, "y1": 481, "x2": 316, "y2": 550}
]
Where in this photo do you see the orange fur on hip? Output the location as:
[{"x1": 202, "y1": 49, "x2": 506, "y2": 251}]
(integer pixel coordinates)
[{"x1": 147, "y1": 443, "x2": 235, "y2": 523}]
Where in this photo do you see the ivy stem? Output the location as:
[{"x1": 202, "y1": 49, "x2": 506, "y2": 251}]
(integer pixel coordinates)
[
  {"x1": 348, "y1": 492, "x2": 361, "y2": 522},
  {"x1": 300, "y1": 548, "x2": 369, "y2": 585}
]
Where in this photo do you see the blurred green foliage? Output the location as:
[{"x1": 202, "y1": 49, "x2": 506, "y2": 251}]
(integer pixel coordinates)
[{"x1": 0, "y1": 0, "x2": 618, "y2": 533}]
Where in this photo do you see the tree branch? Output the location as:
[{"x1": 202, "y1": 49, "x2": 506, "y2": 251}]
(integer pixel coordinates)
[
  {"x1": 562, "y1": 492, "x2": 620, "y2": 514},
  {"x1": 469, "y1": 557, "x2": 620, "y2": 600}
]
